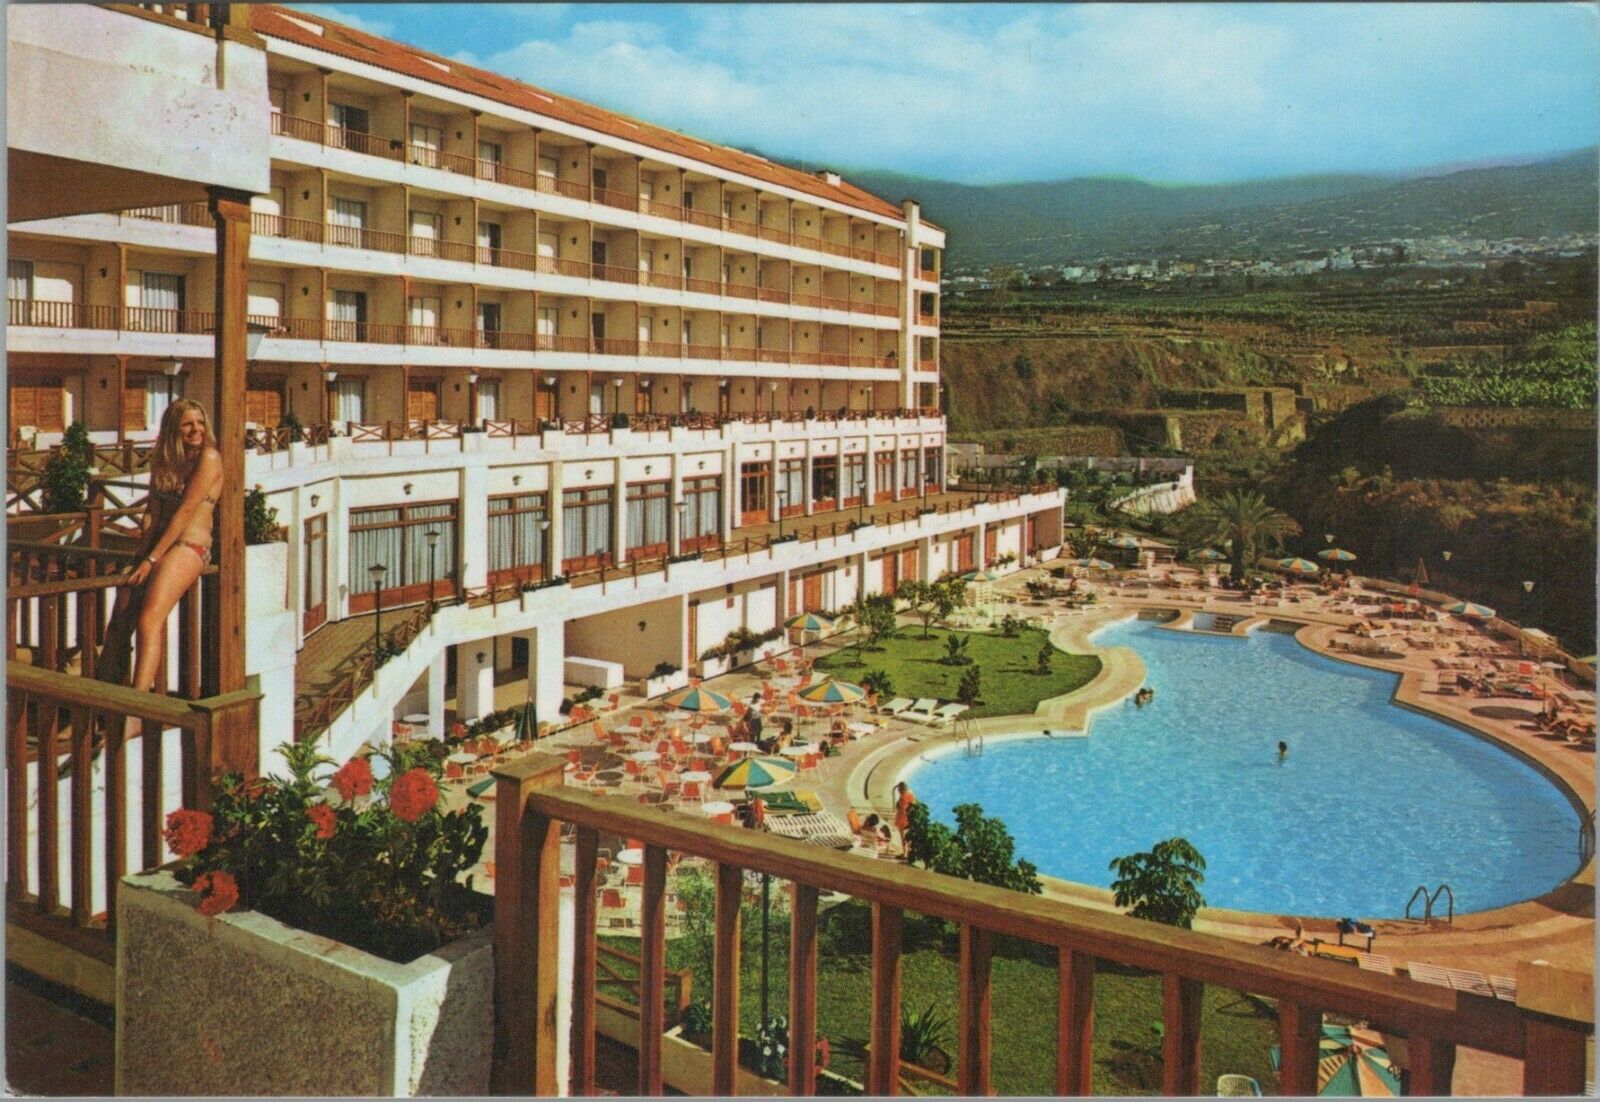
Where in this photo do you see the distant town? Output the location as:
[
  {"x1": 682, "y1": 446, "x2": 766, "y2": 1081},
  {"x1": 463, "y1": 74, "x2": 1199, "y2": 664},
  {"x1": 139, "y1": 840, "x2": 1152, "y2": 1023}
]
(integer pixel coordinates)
[{"x1": 948, "y1": 232, "x2": 1598, "y2": 286}]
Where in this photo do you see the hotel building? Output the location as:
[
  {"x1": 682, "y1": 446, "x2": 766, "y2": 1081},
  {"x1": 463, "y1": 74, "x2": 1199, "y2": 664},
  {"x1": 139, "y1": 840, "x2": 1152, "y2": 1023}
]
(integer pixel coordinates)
[{"x1": 8, "y1": 3, "x2": 1066, "y2": 757}]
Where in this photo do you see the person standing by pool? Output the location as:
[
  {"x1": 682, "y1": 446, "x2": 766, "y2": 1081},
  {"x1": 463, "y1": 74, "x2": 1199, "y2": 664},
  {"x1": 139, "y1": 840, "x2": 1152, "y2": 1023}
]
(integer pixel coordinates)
[
  {"x1": 1277, "y1": 740, "x2": 1289, "y2": 762},
  {"x1": 893, "y1": 782, "x2": 917, "y2": 856}
]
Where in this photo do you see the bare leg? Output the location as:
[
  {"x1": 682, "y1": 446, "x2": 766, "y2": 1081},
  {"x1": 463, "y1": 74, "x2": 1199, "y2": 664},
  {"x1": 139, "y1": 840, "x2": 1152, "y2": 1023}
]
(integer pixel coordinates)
[{"x1": 130, "y1": 548, "x2": 206, "y2": 693}]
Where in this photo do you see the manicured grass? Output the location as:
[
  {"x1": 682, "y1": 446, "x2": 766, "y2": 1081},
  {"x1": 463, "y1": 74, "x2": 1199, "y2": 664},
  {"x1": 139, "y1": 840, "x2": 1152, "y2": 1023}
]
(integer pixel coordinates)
[
  {"x1": 815, "y1": 625, "x2": 1100, "y2": 719},
  {"x1": 604, "y1": 900, "x2": 1281, "y2": 1095}
]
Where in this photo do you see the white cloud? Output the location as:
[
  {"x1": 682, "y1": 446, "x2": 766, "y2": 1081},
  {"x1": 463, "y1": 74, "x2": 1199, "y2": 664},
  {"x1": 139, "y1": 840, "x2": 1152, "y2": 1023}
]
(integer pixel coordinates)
[
  {"x1": 292, "y1": 3, "x2": 394, "y2": 39},
  {"x1": 464, "y1": 3, "x2": 1595, "y2": 183}
]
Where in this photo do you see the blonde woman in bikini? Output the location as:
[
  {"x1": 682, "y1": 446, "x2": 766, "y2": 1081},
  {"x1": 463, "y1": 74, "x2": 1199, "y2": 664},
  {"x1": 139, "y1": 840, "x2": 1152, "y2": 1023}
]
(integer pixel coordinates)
[{"x1": 111, "y1": 399, "x2": 222, "y2": 693}]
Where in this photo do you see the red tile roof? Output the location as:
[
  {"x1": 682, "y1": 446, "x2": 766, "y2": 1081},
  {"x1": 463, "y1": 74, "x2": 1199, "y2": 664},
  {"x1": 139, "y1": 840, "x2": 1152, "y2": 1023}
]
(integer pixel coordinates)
[{"x1": 253, "y1": 5, "x2": 908, "y2": 224}]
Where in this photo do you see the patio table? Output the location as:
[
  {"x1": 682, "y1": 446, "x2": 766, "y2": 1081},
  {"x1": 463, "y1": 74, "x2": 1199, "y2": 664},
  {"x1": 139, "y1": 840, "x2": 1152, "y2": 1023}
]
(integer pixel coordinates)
[
  {"x1": 701, "y1": 800, "x2": 736, "y2": 824},
  {"x1": 617, "y1": 848, "x2": 644, "y2": 866},
  {"x1": 632, "y1": 750, "x2": 661, "y2": 764},
  {"x1": 730, "y1": 741, "x2": 759, "y2": 754},
  {"x1": 680, "y1": 770, "x2": 712, "y2": 784},
  {"x1": 781, "y1": 744, "x2": 820, "y2": 758}
]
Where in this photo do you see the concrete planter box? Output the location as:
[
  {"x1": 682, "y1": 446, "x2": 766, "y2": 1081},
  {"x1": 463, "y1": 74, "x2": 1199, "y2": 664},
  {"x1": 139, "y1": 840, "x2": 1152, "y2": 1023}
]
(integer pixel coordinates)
[
  {"x1": 699, "y1": 655, "x2": 733, "y2": 678},
  {"x1": 460, "y1": 431, "x2": 483, "y2": 453},
  {"x1": 643, "y1": 668, "x2": 690, "y2": 698},
  {"x1": 115, "y1": 871, "x2": 493, "y2": 1097}
]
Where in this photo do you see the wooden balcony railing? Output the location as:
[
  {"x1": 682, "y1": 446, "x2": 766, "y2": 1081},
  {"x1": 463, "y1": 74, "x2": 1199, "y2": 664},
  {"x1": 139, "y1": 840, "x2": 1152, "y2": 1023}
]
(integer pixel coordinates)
[
  {"x1": 535, "y1": 173, "x2": 591, "y2": 202},
  {"x1": 917, "y1": 312, "x2": 938, "y2": 326},
  {"x1": 592, "y1": 186, "x2": 639, "y2": 213},
  {"x1": 124, "y1": 201, "x2": 211, "y2": 227},
  {"x1": 293, "y1": 603, "x2": 429, "y2": 742},
  {"x1": 491, "y1": 752, "x2": 1592, "y2": 1097}
]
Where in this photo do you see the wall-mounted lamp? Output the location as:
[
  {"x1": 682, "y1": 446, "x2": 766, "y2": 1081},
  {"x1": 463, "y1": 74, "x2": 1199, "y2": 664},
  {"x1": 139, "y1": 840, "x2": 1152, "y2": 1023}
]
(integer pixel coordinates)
[
  {"x1": 468, "y1": 370, "x2": 479, "y2": 386},
  {"x1": 697, "y1": 460, "x2": 705, "y2": 470},
  {"x1": 637, "y1": 620, "x2": 647, "y2": 633},
  {"x1": 310, "y1": 494, "x2": 320, "y2": 507},
  {"x1": 162, "y1": 360, "x2": 184, "y2": 377},
  {"x1": 98, "y1": 267, "x2": 108, "y2": 279},
  {"x1": 403, "y1": 482, "x2": 414, "y2": 495},
  {"x1": 543, "y1": 375, "x2": 556, "y2": 387},
  {"x1": 644, "y1": 465, "x2": 653, "y2": 475},
  {"x1": 476, "y1": 650, "x2": 486, "y2": 664},
  {"x1": 99, "y1": 377, "x2": 108, "y2": 389},
  {"x1": 512, "y1": 474, "x2": 522, "y2": 486},
  {"x1": 324, "y1": 370, "x2": 338, "y2": 383},
  {"x1": 584, "y1": 468, "x2": 594, "y2": 479}
]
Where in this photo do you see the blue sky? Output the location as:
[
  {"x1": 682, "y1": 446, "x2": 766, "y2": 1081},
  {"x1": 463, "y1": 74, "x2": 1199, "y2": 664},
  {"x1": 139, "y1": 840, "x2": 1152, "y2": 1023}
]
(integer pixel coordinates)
[{"x1": 293, "y1": 3, "x2": 1599, "y2": 185}]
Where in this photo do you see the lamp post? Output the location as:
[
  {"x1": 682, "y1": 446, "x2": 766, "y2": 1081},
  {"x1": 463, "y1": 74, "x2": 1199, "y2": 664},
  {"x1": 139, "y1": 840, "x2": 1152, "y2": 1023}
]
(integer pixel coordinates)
[
  {"x1": 675, "y1": 500, "x2": 688, "y2": 556},
  {"x1": 424, "y1": 529, "x2": 440, "y2": 613},
  {"x1": 467, "y1": 370, "x2": 479, "y2": 430},
  {"x1": 539, "y1": 518, "x2": 551, "y2": 580},
  {"x1": 857, "y1": 476, "x2": 868, "y2": 526},
  {"x1": 1523, "y1": 579, "x2": 1537, "y2": 626},
  {"x1": 1441, "y1": 550, "x2": 1453, "y2": 596},
  {"x1": 368, "y1": 563, "x2": 388, "y2": 664},
  {"x1": 612, "y1": 376, "x2": 623, "y2": 416},
  {"x1": 776, "y1": 489, "x2": 788, "y2": 541}
]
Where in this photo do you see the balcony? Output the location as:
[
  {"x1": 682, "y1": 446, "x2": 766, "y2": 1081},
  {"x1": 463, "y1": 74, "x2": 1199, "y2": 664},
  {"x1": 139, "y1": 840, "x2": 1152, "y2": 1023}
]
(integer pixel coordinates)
[{"x1": 268, "y1": 113, "x2": 904, "y2": 269}]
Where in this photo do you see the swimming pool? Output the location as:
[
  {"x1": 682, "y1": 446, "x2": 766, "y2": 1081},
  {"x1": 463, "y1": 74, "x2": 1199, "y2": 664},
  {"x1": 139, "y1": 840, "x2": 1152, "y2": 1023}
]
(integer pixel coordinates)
[{"x1": 906, "y1": 617, "x2": 1582, "y2": 918}]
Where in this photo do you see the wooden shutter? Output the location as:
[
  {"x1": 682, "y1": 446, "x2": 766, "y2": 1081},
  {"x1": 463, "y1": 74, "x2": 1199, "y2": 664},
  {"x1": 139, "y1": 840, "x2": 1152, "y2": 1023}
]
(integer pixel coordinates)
[
  {"x1": 407, "y1": 382, "x2": 439, "y2": 421},
  {"x1": 35, "y1": 384, "x2": 64, "y2": 432},
  {"x1": 534, "y1": 386, "x2": 553, "y2": 421},
  {"x1": 123, "y1": 382, "x2": 147, "y2": 431},
  {"x1": 9, "y1": 384, "x2": 36, "y2": 430},
  {"x1": 245, "y1": 384, "x2": 283, "y2": 427}
]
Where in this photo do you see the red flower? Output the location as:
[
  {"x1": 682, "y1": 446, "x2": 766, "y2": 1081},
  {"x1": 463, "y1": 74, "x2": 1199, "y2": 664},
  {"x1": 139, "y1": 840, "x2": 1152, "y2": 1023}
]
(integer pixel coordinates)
[
  {"x1": 389, "y1": 767, "x2": 440, "y2": 822},
  {"x1": 816, "y1": 1036, "x2": 832, "y2": 1070},
  {"x1": 164, "y1": 809, "x2": 213, "y2": 858},
  {"x1": 306, "y1": 803, "x2": 337, "y2": 840},
  {"x1": 331, "y1": 757, "x2": 375, "y2": 802},
  {"x1": 450, "y1": 722, "x2": 468, "y2": 739},
  {"x1": 193, "y1": 870, "x2": 239, "y2": 917}
]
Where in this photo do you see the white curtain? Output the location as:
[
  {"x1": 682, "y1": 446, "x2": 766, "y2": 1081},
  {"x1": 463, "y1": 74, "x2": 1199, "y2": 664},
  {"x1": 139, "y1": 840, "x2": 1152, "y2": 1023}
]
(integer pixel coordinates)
[
  {"x1": 489, "y1": 495, "x2": 546, "y2": 575},
  {"x1": 349, "y1": 508, "x2": 402, "y2": 595},
  {"x1": 477, "y1": 380, "x2": 500, "y2": 422},
  {"x1": 408, "y1": 504, "x2": 455, "y2": 588},
  {"x1": 145, "y1": 375, "x2": 184, "y2": 429},
  {"x1": 626, "y1": 485, "x2": 669, "y2": 551},
  {"x1": 332, "y1": 378, "x2": 365, "y2": 424}
]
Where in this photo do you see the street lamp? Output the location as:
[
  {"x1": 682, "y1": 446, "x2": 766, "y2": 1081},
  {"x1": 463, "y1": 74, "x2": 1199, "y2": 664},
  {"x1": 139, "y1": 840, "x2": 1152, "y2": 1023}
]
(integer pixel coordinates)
[
  {"x1": 857, "y1": 476, "x2": 868, "y2": 526},
  {"x1": 424, "y1": 529, "x2": 440, "y2": 612},
  {"x1": 776, "y1": 489, "x2": 788, "y2": 541},
  {"x1": 368, "y1": 563, "x2": 388, "y2": 664},
  {"x1": 1523, "y1": 579, "x2": 1537, "y2": 625},
  {"x1": 539, "y1": 518, "x2": 551, "y2": 579},
  {"x1": 675, "y1": 501, "x2": 688, "y2": 555},
  {"x1": 1441, "y1": 550, "x2": 1453, "y2": 595},
  {"x1": 612, "y1": 376, "x2": 623, "y2": 416}
]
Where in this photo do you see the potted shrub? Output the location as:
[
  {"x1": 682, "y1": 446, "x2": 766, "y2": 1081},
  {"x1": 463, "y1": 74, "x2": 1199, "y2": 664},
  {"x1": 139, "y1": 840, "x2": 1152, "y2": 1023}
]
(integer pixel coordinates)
[{"x1": 116, "y1": 741, "x2": 492, "y2": 1097}]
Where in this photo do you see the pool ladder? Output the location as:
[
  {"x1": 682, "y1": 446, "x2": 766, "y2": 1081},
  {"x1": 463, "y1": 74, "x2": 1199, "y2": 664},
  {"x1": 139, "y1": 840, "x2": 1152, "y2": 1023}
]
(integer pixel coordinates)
[
  {"x1": 1405, "y1": 883, "x2": 1455, "y2": 924},
  {"x1": 960, "y1": 718, "x2": 982, "y2": 758}
]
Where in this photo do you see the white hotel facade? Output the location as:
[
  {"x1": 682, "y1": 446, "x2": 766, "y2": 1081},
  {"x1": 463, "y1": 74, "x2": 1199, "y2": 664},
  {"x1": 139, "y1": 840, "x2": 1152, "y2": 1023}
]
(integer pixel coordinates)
[{"x1": 8, "y1": 4, "x2": 1065, "y2": 754}]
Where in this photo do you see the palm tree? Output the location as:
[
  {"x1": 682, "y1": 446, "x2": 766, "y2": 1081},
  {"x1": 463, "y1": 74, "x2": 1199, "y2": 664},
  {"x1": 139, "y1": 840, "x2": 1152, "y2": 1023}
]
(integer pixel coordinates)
[{"x1": 1180, "y1": 490, "x2": 1301, "y2": 580}]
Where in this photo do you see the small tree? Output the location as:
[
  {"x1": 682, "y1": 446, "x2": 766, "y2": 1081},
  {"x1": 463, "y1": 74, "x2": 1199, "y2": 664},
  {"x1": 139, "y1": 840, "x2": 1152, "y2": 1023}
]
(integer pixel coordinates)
[
  {"x1": 860, "y1": 668, "x2": 894, "y2": 699},
  {"x1": 852, "y1": 593, "x2": 898, "y2": 659},
  {"x1": 956, "y1": 664, "x2": 980, "y2": 704},
  {"x1": 40, "y1": 422, "x2": 94, "y2": 514},
  {"x1": 244, "y1": 486, "x2": 284, "y2": 545},
  {"x1": 931, "y1": 574, "x2": 967, "y2": 630},
  {"x1": 904, "y1": 802, "x2": 1041, "y2": 894},
  {"x1": 897, "y1": 579, "x2": 935, "y2": 638},
  {"x1": 940, "y1": 634, "x2": 971, "y2": 666},
  {"x1": 675, "y1": 868, "x2": 716, "y2": 983},
  {"x1": 1108, "y1": 837, "x2": 1207, "y2": 928},
  {"x1": 1036, "y1": 643, "x2": 1053, "y2": 675}
]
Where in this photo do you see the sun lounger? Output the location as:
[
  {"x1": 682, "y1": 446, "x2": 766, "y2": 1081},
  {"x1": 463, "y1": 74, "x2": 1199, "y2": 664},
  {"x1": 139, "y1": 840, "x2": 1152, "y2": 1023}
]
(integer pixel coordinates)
[
  {"x1": 880, "y1": 696, "x2": 914, "y2": 717},
  {"x1": 1356, "y1": 953, "x2": 1395, "y2": 976},
  {"x1": 1488, "y1": 974, "x2": 1518, "y2": 1002},
  {"x1": 905, "y1": 698, "x2": 940, "y2": 721},
  {"x1": 919, "y1": 702, "x2": 970, "y2": 727},
  {"x1": 1405, "y1": 961, "x2": 1452, "y2": 988},
  {"x1": 1216, "y1": 1074, "x2": 1262, "y2": 1096},
  {"x1": 1445, "y1": 968, "x2": 1495, "y2": 997}
]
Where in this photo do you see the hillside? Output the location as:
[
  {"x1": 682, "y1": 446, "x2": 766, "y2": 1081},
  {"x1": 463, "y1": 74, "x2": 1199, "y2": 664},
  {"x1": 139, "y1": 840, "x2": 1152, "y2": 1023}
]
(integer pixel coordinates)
[{"x1": 841, "y1": 149, "x2": 1598, "y2": 266}]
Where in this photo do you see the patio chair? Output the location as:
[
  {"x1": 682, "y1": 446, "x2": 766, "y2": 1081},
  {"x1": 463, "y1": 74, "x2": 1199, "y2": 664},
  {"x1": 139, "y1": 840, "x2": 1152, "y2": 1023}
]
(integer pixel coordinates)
[
  {"x1": 923, "y1": 703, "x2": 970, "y2": 727},
  {"x1": 1216, "y1": 1074, "x2": 1261, "y2": 1096},
  {"x1": 905, "y1": 698, "x2": 939, "y2": 720},
  {"x1": 880, "y1": 697, "x2": 915, "y2": 717},
  {"x1": 601, "y1": 889, "x2": 624, "y2": 909}
]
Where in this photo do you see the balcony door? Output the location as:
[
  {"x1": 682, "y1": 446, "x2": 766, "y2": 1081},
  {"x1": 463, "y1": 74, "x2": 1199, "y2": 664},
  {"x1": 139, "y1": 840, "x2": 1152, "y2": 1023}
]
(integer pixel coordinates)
[
  {"x1": 477, "y1": 301, "x2": 502, "y2": 348},
  {"x1": 476, "y1": 379, "x2": 500, "y2": 422},
  {"x1": 244, "y1": 379, "x2": 284, "y2": 428},
  {"x1": 410, "y1": 210, "x2": 441, "y2": 256},
  {"x1": 590, "y1": 239, "x2": 608, "y2": 269},
  {"x1": 331, "y1": 377, "x2": 366, "y2": 425},
  {"x1": 329, "y1": 197, "x2": 367, "y2": 249},
  {"x1": 303, "y1": 513, "x2": 328, "y2": 635},
  {"x1": 477, "y1": 140, "x2": 503, "y2": 181},
  {"x1": 408, "y1": 295, "x2": 441, "y2": 345},
  {"x1": 144, "y1": 374, "x2": 184, "y2": 430},
  {"x1": 329, "y1": 103, "x2": 370, "y2": 150},
  {"x1": 329, "y1": 289, "x2": 367, "y2": 342},
  {"x1": 476, "y1": 220, "x2": 501, "y2": 265},
  {"x1": 9, "y1": 378, "x2": 64, "y2": 434},
  {"x1": 139, "y1": 272, "x2": 184, "y2": 333},
  {"x1": 409, "y1": 123, "x2": 441, "y2": 168},
  {"x1": 407, "y1": 379, "x2": 441, "y2": 422},
  {"x1": 739, "y1": 461, "x2": 770, "y2": 526}
]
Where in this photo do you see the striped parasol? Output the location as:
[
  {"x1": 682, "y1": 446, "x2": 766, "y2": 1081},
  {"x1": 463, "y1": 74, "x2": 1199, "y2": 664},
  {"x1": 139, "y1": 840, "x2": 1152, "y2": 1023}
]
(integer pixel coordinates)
[
  {"x1": 1317, "y1": 548, "x2": 1358, "y2": 562},
  {"x1": 1444, "y1": 601, "x2": 1496, "y2": 619},
  {"x1": 713, "y1": 756, "x2": 798, "y2": 790},
  {"x1": 1275, "y1": 557, "x2": 1322, "y2": 575},
  {"x1": 1191, "y1": 548, "x2": 1226, "y2": 561},
  {"x1": 786, "y1": 612, "x2": 834, "y2": 633},
  {"x1": 1272, "y1": 1023, "x2": 1401, "y2": 1096},
  {"x1": 1106, "y1": 536, "x2": 1142, "y2": 549},
  {"x1": 662, "y1": 684, "x2": 733, "y2": 714},
  {"x1": 1075, "y1": 558, "x2": 1116, "y2": 571},
  {"x1": 795, "y1": 678, "x2": 867, "y2": 705}
]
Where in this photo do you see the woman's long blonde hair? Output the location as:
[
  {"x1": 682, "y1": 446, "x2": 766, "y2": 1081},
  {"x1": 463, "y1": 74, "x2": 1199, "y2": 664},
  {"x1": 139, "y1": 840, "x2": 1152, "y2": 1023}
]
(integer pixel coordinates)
[{"x1": 150, "y1": 399, "x2": 218, "y2": 495}]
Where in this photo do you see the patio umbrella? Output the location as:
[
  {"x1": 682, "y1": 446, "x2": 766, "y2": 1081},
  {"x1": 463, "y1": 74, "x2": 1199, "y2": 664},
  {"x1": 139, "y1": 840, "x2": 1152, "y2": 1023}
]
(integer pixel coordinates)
[
  {"x1": 1191, "y1": 548, "x2": 1226, "y2": 562},
  {"x1": 1277, "y1": 1023, "x2": 1400, "y2": 1096},
  {"x1": 785, "y1": 612, "x2": 834, "y2": 633},
  {"x1": 1318, "y1": 548, "x2": 1358, "y2": 562},
  {"x1": 1076, "y1": 558, "x2": 1116, "y2": 571},
  {"x1": 795, "y1": 678, "x2": 867, "y2": 705},
  {"x1": 1107, "y1": 536, "x2": 1141, "y2": 549},
  {"x1": 513, "y1": 700, "x2": 537, "y2": 743},
  {"x1": 1276, "y1": 557, "x2": 1322, "y2": 575},
  {"x1": 1415, "y1": 557, "x2": 1430, "y2": 586},
  {"x1": 713, "y1": 756, "x2": 798, "y2": 790},
  {"x1": 1444, "y1": 601, "x2": 1496, "y2": 619},
  {"x1": 662, "y1": 684, "x2": 733, "y2": 714}
]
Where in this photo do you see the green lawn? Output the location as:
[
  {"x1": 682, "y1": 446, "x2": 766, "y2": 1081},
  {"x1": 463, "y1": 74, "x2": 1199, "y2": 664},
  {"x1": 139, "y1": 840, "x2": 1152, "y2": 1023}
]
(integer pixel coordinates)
[
  {"x1": 815, "y1": 626, "x2": 1100, "y2": 719},
  {"x1": 603, "y1": 899, "x2": 1281, "y2": 1095}
]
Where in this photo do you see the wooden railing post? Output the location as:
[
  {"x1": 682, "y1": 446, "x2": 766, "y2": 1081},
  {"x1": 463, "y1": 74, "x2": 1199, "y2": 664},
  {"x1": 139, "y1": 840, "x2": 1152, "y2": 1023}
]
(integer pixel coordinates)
[
  {"x1": 957, "y1": 923, "x2": 993, "y2": 1096},
  {"x1": 638, "y1": 844, "x2": 668, "y2": 1097},
  {"x1": 712, "y1": 861, "x2": 743, "y2": 1096},
  {"x1": 1276, "y1": 999, "x2": 1322, "y2": 1097},
  {"x1": 868, "y1": 902, "x2": 903, "y2": 1096},
  {"x1": 1516, "y1": 961, "x2": 1592, "y2": 1096},
  {"x1": 490, "y1": 753, "x2": 566, "y2": 1096},
  {"x1": 572, "y1": 825, "x2": 599, "y2": 1096},
  {"x1": 788, "y1": 882, "x2": 819, "y2": 1096},
  {"x1": 1161, "y1": 974, "x2": 1203, "y2": 1096},
  {"x1": 68, "y1": 704, "x2": 93, "y2": 927},
  {"x1": 1056, "y1": 948, "x2": 1096, "y2": 1095},
  {"x1": 1405, "y1": 1035, "x2": 1457, "y2": 1096}
]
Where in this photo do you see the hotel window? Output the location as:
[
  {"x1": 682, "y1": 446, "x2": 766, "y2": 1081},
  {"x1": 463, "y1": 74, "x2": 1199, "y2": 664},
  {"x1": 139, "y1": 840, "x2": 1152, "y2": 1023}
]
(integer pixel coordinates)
[
  {"x1": 477, "y1": 220, "x2": 502, "y2": 264},
  {"x1": 924, "y1": 447, "x2": 942, "y2": 487},
  {"x1": 409, "y1": 209, "x2": 441, "y2": 255},
  {"x1": 477, "y1": 139, "x2": 503, "y2": 181},
  {"x1": 681, "y1": 475, "x2": 721, "y2": 550},
  {"x1": 476, "y1": 379, "x2": 500, "y2": 422},
  {"x1": 409, "y1": 122, "x2": 441, "y2": 166},
  {"x1": 138, "y1": 272, "x2": 185, "y2": 332},
  {"x1": 811, "y1": 455, "x2": 839, "y2": 505},
  {"x1": 777, "y1": 459, "x2": 805, "y2": 513},
  {"x1": 477, "y1": 302, "x2": 502, "y2": 348},
  {"x1": 347, "y1": 501, "x2": 458, "y2": 609},
  {"x1": 8, "y1": 260, "x2": 33, "y2": 302},
  {"x1": 247, "y1": 280, "x2": 283, "y2": 326},
  {"x1": 625, "y1": 481, "x2": 671, "y2": 559},
  {"x1": 331, "y1": 377, "x2": 366, "y2": 425},
  {"x1": 562, "y1": 486, "x2": 614, "y2": 568},
  {"x1": 329, "y1": 289, "x2": 367, "y2": 342},
  {"x1": 901, "y1": 452, "x2": 920, "y2": 492},
  {"x1": 144, "y1": 373, "x2": 185, "y2": 429},
  {"x1": 537, "y1": 306, "x2": 557, "y2": 339},
  {"x1": 487, "y1": 492, "x2": 548, "y2": 584},
  {"x1": 330, "y1": 102, "x2": 370, "y2": 145},
  {"x1": 408, "y1": 296, "x2": 441, "y2": 344},
  {"x1": 874, "y1": 453, "x2": 895, "y2": 495}
]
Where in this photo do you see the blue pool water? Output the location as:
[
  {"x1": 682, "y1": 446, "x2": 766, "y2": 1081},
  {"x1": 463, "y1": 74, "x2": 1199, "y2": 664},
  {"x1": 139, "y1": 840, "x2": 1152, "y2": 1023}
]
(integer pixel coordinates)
[{"x1": 908, "y1": 617, "x2": 1582, "y2": 918}]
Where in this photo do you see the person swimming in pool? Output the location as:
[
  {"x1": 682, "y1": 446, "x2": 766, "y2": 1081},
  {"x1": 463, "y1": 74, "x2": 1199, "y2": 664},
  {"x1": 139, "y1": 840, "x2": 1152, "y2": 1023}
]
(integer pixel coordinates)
[{"x1": 1277, "y1": 740, "x2": 1289, "y2": 762}]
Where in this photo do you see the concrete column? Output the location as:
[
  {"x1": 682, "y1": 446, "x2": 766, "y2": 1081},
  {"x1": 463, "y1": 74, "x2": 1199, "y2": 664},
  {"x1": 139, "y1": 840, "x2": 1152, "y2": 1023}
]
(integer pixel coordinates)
[
  {"x1": 523, "y1": 624, "x2": 566, "y2": 725},
  {"x1": 864, "y1": 447, "x2": 877, "y2": 505},
  {"x1": 427, "y1": 648, "x2": 446, "y2": 737},
  {"x1": 802, "y1": 446, "x2": 815, "y2": 517},
  {"x1": 776, "y1": 569, "x2": 790, "y2": 623},
  {"x1": 612, "y1": 457, "x2": 627, "y2": 565},
  {"x1": 456, "y1": 642, "x2": 495, "y2": 722},
  {"x1": 460, "y1": 464, "x2": 489, "y2": 588},
  {"x1": 668, "y1": 453, "x2": 683, "y2": 557},
  {"x1": 976, "y1": 521, "x2": 987, "y2": 569},
  {"x1": 919, "y1": 536, "x2": 935, "y2": 583},
  {"x1": 547, "y1": 461, "x2": 565, "y2": 576}
]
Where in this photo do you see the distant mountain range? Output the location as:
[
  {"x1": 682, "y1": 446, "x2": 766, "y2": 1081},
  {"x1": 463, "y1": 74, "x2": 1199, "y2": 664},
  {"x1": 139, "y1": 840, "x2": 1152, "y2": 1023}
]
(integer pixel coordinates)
[{"x1": 825, "y1": 149, "x2": 1597, "y2": 267}]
